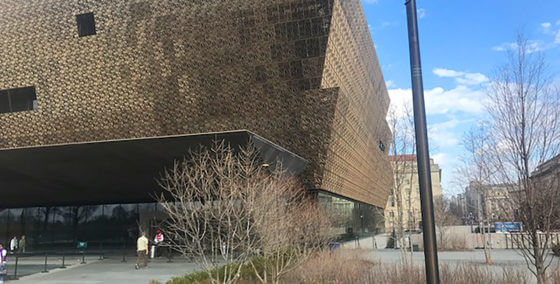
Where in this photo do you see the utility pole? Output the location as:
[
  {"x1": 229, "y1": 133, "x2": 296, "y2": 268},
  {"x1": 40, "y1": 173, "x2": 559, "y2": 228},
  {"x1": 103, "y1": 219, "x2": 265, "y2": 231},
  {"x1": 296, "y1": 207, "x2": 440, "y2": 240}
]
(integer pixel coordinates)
[{"x1": 404, "y1": 0, "x2": 440, "y2": 283}]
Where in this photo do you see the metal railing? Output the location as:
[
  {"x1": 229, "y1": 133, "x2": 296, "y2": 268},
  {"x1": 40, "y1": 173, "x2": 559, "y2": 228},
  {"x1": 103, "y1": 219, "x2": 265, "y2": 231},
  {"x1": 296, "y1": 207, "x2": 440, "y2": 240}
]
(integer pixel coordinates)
[
  {"x1": 505, "y1": 232, "x2": 560, "y2": 249},
  {"x1": 6, "y1": 250, "x2": 98, "y2": 280},
  {"x1": 5, "y1": 243, "x2": 176, "y2": 280}
]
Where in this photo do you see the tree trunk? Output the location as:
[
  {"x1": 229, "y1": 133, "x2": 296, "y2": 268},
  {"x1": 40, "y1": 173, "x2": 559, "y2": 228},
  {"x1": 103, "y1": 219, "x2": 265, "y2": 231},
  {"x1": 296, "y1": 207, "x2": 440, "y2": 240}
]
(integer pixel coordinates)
[{"x1": 533, "y1": 234, "x2": 546, "y2": 284}]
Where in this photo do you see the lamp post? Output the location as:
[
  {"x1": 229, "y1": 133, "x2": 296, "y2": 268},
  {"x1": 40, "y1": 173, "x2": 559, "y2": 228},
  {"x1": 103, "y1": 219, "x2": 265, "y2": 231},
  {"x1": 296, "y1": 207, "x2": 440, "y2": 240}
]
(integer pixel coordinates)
[{"x1": 404, "y1": 0, "x2": 440, "y2": 283}]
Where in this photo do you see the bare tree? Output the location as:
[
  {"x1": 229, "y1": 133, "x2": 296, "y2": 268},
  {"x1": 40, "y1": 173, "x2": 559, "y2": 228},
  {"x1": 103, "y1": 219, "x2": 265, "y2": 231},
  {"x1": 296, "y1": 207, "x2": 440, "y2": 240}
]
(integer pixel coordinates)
[
  {"x1": 250, "y1": 170, "x2": 333, "y2": 284},
  {"x1": 157, "y1": 141, "x2": 333, "y2": 284},
  {"x1": 434, "y1": 197, "x2": 460, "y2": 250},
  {"x1": 386, "y1": 105, "x2": 416, "y2": 265},
  {"x1": 483, "y1": 34, "x2": 560, "y2": 283},
  {"x1": 456, "y1": 124, "x2": 495, "y2": 264},
  {"x1": 157, "y1": 141, "x2": 258, "y2": 283}
]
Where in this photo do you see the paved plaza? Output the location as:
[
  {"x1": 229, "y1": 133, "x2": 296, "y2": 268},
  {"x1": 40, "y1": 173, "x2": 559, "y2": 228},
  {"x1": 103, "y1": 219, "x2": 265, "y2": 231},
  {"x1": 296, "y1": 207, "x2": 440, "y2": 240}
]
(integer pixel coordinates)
[
  {"x1": 6, "y1": 248, "x2": 558, "y2": 284},
  {"x1": 13, "y1": 256, "x2": 198, "y2": 284}
]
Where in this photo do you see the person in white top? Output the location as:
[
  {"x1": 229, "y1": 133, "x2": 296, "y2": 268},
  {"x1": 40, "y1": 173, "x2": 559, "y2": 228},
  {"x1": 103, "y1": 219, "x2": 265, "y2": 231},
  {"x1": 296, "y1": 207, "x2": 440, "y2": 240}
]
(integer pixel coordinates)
[
  {"x1": 152, "y1": 229, "x2": 164, "y2": 258},
  {"x1": 135, "y1": 233, "x2": 149, "y2": 269},
  {"x1": 0, "y1": 243, "x2": 7, "y2": 283},
  {"x1": 154, "y1": 230, "x2": 164, "y2": 244},
  {"x1": 9, "y1": 237, "x2": 17, "y2": 254}
]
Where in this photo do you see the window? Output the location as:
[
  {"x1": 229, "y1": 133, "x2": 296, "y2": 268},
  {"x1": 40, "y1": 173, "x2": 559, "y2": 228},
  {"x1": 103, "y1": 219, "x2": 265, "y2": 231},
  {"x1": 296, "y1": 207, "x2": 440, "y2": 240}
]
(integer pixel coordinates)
[
  {"x1": 378, "y1": 140, "x2": 386, "y2": 153},
  {"x1": 76, "y1": 12, "x2": 96, "y2": 37},
  {"x1": 0, "y1": 86, "x2": 37, "y2": 114}
]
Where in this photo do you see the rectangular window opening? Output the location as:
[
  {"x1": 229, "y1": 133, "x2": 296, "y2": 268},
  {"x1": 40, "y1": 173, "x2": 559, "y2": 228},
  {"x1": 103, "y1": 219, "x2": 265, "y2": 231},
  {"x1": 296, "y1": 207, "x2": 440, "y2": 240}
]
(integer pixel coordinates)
[
  {"x1": 378, "y1": 140, "x2": 386, "y2": 153},
  {"x1": 76, "y1": 12, "x2": 96, "y2": 37},
  {"x1": 0, "y1": 86, "x2": 38, "y2": 114}
]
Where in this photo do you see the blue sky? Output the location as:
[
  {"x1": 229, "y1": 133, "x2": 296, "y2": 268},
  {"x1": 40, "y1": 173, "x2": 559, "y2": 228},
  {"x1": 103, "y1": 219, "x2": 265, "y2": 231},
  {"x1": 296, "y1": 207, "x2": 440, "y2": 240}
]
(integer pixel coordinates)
[{"x1": 362, "y1": 0, "x2": 560, "y2": 195}]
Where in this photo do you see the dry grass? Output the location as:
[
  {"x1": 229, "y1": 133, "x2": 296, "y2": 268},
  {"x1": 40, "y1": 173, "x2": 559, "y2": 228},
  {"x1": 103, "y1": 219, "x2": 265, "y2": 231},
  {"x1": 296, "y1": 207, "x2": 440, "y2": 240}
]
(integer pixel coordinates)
[
  {"x1": 438, "y1": 234, "x2": 472, "y2": 251},
  {"x1": 166, "y1": 250, "x2": 560, "y2": 283},
  {"x1": 547, "y1": 268, "x2": 560, "y2": 284},
  {"x1": 284, "y1": 250, "x2": 377, "y2": 283},
  {"x1": 282, "y1": 249, "x2": 560, "y2": 284}
]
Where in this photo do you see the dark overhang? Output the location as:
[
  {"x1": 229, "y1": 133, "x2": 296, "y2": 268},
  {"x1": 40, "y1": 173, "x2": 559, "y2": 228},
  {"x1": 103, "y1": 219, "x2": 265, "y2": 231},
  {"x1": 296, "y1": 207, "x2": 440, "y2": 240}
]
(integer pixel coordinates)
[{"x1": 0, "y1": 130, "x2": 307, "y2": 208}]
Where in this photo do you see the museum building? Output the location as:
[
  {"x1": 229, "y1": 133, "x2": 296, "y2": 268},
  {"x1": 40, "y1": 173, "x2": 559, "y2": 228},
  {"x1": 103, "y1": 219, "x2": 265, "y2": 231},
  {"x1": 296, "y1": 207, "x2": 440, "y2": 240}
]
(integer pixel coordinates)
[{"x1": 0, "y1": 0, "x2": 392, "y2": 248}]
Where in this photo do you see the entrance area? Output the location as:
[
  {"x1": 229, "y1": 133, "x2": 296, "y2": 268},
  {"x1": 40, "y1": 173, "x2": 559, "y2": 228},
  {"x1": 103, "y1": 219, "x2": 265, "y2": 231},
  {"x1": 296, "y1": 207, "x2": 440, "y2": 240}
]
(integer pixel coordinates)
[
  {"x1": 0, "y1": 131, "x2": 307, "y2": 251},
  {"x1": 0, "y1": 203, "x2": 166, "y2": 251}
]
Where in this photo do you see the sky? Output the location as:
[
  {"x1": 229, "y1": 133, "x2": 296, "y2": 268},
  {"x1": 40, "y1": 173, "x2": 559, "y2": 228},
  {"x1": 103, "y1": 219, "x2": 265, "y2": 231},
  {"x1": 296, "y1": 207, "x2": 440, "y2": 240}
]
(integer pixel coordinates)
[{"x1": 361, "y1": 0, "x2": 560, "y2": 196}]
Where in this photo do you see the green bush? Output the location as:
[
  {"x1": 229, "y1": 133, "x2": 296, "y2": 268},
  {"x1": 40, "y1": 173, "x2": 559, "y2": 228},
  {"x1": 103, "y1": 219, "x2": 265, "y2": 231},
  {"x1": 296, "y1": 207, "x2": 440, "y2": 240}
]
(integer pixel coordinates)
[
  {"x1": 167, "y1": 260, "x2": 263, "y2": 284},
  {"x1": 167, "y1": 255, "x2": 303, "y2": 284}
]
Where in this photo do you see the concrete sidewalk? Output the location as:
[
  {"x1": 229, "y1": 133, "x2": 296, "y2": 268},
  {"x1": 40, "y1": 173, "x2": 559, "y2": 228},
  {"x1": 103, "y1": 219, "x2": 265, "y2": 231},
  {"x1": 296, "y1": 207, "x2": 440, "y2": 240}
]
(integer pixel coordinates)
[{"x1": 14, "y1": 257, "x2": 198, "y2": 284}]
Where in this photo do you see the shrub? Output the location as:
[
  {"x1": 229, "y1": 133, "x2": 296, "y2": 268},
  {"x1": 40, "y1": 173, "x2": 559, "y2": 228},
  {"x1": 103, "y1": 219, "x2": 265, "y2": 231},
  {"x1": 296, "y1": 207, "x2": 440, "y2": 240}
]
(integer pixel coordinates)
[
  {"x1": 167, "y1": 263, "x2": 260, "y2": 284},
  {"x1": 283, "y1": 249, "x2": 376, "y2": 284},
  {"x1": 170, "y1": 249, "x2": 560, "y2": 283},
  {"x1": 283, "y1": 249, "x2": 530, "y2": 284},
  {"x1": 167, "y1": 257, "x2": 294, "y2": 284},
  {"x1": 439, "y1": 234, "x2": 472, "y2": 251},
  {"x1": 386, "y1": 232, "x2": 396, "y2": 249},
  {"x1": 552, "y1": 243, "x2": 560, "y2": 256}
]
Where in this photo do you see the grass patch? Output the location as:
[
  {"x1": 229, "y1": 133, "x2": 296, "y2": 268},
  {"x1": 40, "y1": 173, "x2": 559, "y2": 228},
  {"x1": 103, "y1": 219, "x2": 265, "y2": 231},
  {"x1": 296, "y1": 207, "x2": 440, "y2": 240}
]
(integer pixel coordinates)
[{"x1": 168, "y1": 249, "x2": 560, "y2": 283}]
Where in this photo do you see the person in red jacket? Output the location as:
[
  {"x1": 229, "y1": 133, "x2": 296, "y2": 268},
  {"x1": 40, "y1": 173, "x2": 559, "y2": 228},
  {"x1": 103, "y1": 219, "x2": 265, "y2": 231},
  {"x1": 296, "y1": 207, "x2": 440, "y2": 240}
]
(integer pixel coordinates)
[{"x1": 152, "y1": 229, "x2": 165, "y2": 258}]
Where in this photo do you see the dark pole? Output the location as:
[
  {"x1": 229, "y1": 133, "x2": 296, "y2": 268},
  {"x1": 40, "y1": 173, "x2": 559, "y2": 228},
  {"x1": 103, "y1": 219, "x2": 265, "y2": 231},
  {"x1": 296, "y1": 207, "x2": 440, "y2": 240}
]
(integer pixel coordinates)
[
  {"x1": 42, "y1": 252, "x2": 48, "y2": 273},
  {"x1": 404, "y1": 0, "x2": 440, "y2": 283},
  {"x1": 13, "y1": 255, "x2": 18, "y2": 279}
]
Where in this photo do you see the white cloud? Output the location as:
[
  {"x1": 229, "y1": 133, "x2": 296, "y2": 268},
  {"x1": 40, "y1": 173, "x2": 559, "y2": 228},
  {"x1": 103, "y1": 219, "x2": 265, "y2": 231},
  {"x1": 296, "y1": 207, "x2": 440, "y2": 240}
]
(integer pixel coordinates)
[
  {"x1": 388, "y1": 85, "x2": 485, "y2": 118},
  {"x1": 492, "y1": 46, "x2": 503, "y2": 51},
  {"x1": 428, "y1": 118, "x2": 471, "y2": 148},
  {"x1": 493, "y1": 40, "x2": 546, "y2": 53},
  {"x1": 417, "y1": 8, "x2": 426, "y2": 19},
  {"x1": 495, "y1": 20, "x2": 560, "y2": 53},
  {"x1": 385, "y1": 80, "x2": 395, "y2": 88},
  {"x1": 494, "y1": 21, "x2": 560, "y2": 54},
  {"x1": 433, "y1": 68, "x2": 463, "y2": 77},
  {"x1": 456, "y1": 73, "x2": 489, "y2": 85},
  {"x1": 381, "y1": 21, "x2": 392, "y2": 28},
  {"x1": 430, "y1": 129, "x2": 459, "y2": 148},
  {"x1": 432, "y1": 153, "x2": 451, "y2": 168},
  {"x1": 433, "y1": 68, "x2": 489, "y2": 85},
  {"x1": 493, "y1": 42, "x2": 518, "y2": 52}
]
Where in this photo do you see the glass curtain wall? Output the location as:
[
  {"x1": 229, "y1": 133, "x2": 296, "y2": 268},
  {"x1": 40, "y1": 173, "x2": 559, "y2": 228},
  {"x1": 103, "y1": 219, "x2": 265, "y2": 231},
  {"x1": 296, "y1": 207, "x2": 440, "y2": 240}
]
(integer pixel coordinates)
[
  {"x1": 0, "y1": 203, "x2": 161, "y2": 252},
  {"x1": 317, "y1": 191, "x2": 384, "y2": 241}
]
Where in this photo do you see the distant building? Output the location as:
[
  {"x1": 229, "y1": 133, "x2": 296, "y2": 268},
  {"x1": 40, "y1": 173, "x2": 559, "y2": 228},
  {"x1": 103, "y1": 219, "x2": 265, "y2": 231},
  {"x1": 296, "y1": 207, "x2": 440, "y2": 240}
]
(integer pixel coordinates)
[
  {"x1": 460, "y1": 155, "x2": 559, "y2": 223},
  {"x1": 449, "y1": 193, "x2": 466, "y2": 219},
  {"x1": 532, "y1": 155, "x2": 560, "y2": 189},
  {"x1": 384, "y1": 155, "x2": 442, "y2": 232},
  {"x1": 463, "y1": 182, "x2": 517, "y2": 221},
  {"x1": 533, "y1": 155, "x2": 560, "y2": 227}
]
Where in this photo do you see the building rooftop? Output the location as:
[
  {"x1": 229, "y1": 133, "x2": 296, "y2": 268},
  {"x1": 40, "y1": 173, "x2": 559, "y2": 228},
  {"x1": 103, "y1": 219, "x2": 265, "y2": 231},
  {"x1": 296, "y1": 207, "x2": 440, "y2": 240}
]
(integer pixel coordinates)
[{"x1": 388, "y1": 154, "x2": 417, "y2": 162}]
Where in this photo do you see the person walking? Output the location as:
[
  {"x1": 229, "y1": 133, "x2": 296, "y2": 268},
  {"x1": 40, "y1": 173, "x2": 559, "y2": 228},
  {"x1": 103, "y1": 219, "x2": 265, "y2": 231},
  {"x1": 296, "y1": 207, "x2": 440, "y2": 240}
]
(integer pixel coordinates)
[
  {"x1": 9, "y1": 236, "x2": 17, "y2": 254},
  {"x1": 152, "y1": 229, "x2": 164, "y2": 258},
  {"x1": 135, "y1": 232, "x2": 149, "y2": 269},
  {"x1": 18, "y1": 235, "x2": 26, "y2": 254},
  {"x1": 0, "y1": 243, "x2": 7, "y2": 284}
]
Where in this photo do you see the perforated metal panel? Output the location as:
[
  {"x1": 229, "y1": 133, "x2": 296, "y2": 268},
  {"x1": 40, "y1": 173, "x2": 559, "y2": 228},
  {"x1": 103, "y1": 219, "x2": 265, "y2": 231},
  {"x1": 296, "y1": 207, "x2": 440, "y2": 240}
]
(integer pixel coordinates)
[{"x1": 0, "y1": 0, "x2": 391, "y2": 207}]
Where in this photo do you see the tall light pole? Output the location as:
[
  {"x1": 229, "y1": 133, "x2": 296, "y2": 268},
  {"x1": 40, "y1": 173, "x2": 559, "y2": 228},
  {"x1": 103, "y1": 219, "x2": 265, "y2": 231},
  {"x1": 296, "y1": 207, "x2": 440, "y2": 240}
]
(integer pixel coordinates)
[{"x1": 404, "y1": 0, "x2": 440, "y2": 283}]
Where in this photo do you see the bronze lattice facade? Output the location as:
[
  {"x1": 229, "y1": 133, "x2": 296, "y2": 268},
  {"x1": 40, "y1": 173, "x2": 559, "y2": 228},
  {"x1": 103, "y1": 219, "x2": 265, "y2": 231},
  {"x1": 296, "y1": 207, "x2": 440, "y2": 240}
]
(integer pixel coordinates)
[{"x1": 0, "y1": 0, "x2": 391, "y2": 207}]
